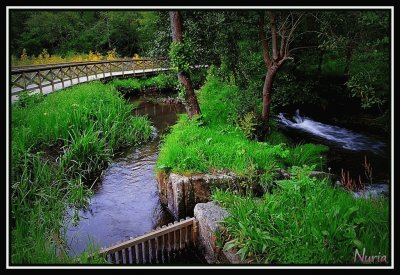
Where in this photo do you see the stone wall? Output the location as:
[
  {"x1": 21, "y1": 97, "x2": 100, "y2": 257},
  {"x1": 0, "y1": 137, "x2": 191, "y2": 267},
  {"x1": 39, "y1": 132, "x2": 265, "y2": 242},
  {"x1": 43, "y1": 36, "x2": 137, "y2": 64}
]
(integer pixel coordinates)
[{"x1": 157, "y1": 172, "x2": 239, "y2": 220}]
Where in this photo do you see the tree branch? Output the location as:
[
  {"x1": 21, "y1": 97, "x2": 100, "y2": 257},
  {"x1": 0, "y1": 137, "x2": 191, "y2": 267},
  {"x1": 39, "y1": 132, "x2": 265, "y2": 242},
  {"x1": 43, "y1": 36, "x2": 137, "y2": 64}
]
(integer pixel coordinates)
[
  {"x1": 288, "y1": 45, "x2": 319, "y2": 54},
  {"x1": 279, "y1": 27, "x2": 287, "y2": 58},
  {"x1": 258, "y1": 12, "x2": 271, "y2": 67},
  {"x1": 285, "y1": 12, "x2": 305, "y2": 57},
  {"x1": 269, "y1": 12, "x2": 278, "y2": 62}
]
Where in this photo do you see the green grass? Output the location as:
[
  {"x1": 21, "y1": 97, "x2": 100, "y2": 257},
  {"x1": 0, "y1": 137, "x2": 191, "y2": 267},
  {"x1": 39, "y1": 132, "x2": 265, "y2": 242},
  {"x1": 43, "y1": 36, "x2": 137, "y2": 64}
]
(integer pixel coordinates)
[
  {"x1": 157, "y1": 115, "x2": 289, "y2": 176},
  {"x1": 11, "y1": 81, "x2": 152, "y2": 264},
  {"x1": 110, "y1": 73, "x2": 178, "y2": 91},
  {"x1": 213, "y1": 165, "x2": 389, "y2": 264},
  {"x1": 157, "y1": 75, "x2": 328, "y2": 177}
]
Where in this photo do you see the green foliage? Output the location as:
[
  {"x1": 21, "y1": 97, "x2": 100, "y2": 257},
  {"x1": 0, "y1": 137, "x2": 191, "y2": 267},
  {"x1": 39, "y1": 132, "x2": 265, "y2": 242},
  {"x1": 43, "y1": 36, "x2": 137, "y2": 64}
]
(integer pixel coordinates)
[
  {"x1": 11, "y1": 11, "x2": 160, "y2": 57},
  {"x1": 14, "y1": 91, "x2": 45, "y2": 108},
  {"x1": 273, "y1": 71, "x2": 319, "y2": 107},
  {"x1": 213, "y1": 165, "x2": 389, "y2": 264},
  {"x1": 238, "y1": 112, "x2": 258, "y2": 139},
  {"x1": 346, "y1": 71, "x2": 387, "y2": 109},
  {"x1": 110, "y1": 73, "x2": 179, "y2": 92},
  {"x1": 169, "y1": 40, "x2": 194, "y2": 74},
  {"x1": 11, "y1": 82, "x2": 152, "y2": 263},
  {"x1": 286, "y1": 143, "x2": 329, "y2": 168},
  {"x1": 198, "y1": 73, "x2": 241, "y2": 127}
]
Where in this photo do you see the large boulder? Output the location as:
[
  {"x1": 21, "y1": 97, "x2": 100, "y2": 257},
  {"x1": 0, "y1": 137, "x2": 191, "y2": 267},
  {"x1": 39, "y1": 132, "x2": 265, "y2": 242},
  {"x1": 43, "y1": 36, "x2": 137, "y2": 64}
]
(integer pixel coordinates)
[{"x1": 194, "y1": 201, "x2": 251, "y2": 264}]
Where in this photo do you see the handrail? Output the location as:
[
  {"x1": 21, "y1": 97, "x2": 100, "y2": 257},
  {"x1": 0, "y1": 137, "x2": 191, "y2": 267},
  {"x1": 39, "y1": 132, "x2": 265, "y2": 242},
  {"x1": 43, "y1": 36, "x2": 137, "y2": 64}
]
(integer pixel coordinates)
[
  {"x1": 11, "y1": 59, "x2": 167, "y2": 73},
  {"x1": 95, "y1": 217, "x2": 198, "y2": 264}
]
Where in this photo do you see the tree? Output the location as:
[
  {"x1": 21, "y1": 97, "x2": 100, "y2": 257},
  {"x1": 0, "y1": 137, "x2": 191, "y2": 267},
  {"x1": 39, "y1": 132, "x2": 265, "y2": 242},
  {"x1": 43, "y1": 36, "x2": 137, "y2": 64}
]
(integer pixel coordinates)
[
  {"x1": 258, "y1": 11, "x2": 306, "y2": 133},
  {"x1": 169, "y1": 11, "x2": 201, "y2": 119}
]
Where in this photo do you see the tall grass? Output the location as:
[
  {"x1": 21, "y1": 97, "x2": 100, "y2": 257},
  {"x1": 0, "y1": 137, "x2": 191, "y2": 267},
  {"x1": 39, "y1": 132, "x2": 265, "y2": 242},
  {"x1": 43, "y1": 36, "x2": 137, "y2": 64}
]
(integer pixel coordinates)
[
  {"x1": 213, "y1": 165, "x2": 389, "y2": 264},
  {"x1": 11, "y1": 81, "x2": 152, "y2": 264},
  {"x1": 157, "y1": 115, "x2": 289, "y2": 176}
]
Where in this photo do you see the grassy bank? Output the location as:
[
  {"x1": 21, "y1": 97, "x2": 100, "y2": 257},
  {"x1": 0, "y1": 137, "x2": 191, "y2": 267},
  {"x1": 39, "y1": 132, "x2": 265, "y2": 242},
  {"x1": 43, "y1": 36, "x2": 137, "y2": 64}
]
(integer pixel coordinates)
[
  {"x1": 156, "y1": 75, "x2": 328, "y2": 185},
  {"x1": 213, "y1": 165, "x2": 389, "y2": 264},
  {"x1": 156, "y1": 70, "x2": 389, "y2": 264},
  {"x1": 11, "y1": 81, "x2": 152, "y2": 263}
]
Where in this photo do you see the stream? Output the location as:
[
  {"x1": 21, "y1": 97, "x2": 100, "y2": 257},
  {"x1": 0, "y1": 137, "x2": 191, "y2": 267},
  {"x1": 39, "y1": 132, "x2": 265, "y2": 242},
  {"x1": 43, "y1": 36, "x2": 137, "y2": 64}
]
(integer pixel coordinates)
[
  {"x1": 64, "y1": 98, "x2": 185, "y2": 257},
  {"x1": 277, "y1": 110, "x2": 391, "y2": 182}
]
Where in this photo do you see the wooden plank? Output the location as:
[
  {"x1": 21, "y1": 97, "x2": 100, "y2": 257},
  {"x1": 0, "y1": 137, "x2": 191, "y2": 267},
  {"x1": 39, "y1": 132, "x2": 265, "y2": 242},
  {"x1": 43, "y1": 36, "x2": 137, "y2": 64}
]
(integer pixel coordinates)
[
  {"x1": 117, "y1": 250, "x2": 123, "y2": 264},
  {"x1": 130, "y1": 245, "x2": 136, "y2": 264},
  {"x1": 38, "y1": 71, "x2": 43, "y2": 94},
  {"x1": 85, "y1": 64, "x2": 89, "y2": 81},
  {"x1": 180, "y1": 218, "x2": 185, "y2": 249},
  {"x1": 123, "y1": 248, "x2": 129, "y2": 264},
  {"x1": 173, "y1": 221, "x2": 179, "y2": 251},
  {"x1": 60, "y1": 68, "x2": 65, "y2": 89},
  {"x1": 100, "y1": 218, "x2": 196, "y2": 255},
  {"x1": 156, "y1": 235, "x2": 163, "y2": 264},
  {"x1": 68, "y1": 66, "x2": 73, "y2": 85},
  {"x1": 50, "y1": 69, "x2": 55, "y2": 92},
  {"x1": 192, "y1": 219, "x2": 198, "y2": 245},
  {"x1": 187, "y1": 224, "x2": 193, "y2": 245},
  {"x1": 137, "y1": 243, "x2": 143, "y2": 264},
  {"x1": 150, "y1": 238, "x2": 156, "y2": 264},
  {"x1": 161, "y1": 225, "x2": 167, "y2": 263},
  {"x1": 22, "y1": 72, "x2": 27, "y2": 90},
  {"x1": 143, "y1": 240, "x2": 149, "y2": 264}
]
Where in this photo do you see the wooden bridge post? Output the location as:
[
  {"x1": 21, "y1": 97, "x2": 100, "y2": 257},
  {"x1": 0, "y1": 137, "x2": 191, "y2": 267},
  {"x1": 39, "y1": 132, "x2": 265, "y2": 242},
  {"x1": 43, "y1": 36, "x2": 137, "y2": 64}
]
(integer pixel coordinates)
[
  {"x1": 68, "y1": 66, "x2": 73, "y2": 86},
  {"x1": 85, "y1": 64, "x2": 89, "y2": 82},
  {"x1": 130, "y1": 245, "x2": 137, "y2": 264},
  {"x1": 60, "y1": 68, "x2": 65, "y2": 89},
  {"x1": 38, "y1": 71, "x2": 43, "y2": 94},
  {"x1": 192, "y1": 219, "x2": 198, "y2": 246},
  {"x1": 50, "y1": 68, "x2": 55, "y2": 92},
  {"x1": 22, "y1": 72, "x2": 27, "y2": 91}
]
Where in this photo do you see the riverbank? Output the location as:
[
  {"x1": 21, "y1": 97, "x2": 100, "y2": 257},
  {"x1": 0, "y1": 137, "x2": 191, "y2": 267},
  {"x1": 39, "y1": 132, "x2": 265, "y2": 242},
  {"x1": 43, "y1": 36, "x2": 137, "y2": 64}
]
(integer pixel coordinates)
[{"x1": 11, "y1": 81, "x2": 152, "y2": 264}]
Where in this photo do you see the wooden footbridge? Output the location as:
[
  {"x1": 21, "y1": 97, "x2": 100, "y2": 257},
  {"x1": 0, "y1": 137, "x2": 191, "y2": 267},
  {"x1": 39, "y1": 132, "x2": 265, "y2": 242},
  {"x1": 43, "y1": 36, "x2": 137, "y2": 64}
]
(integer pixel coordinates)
[
  {"x1": 94, "y1": 217, "x2": 201, "y2": 264},
  {"x1": 10, "y1": 59, "x2": 206, "y2": 101},
  {"x1": 10, "y1": 59, "x2": 169, "y2": 98}
]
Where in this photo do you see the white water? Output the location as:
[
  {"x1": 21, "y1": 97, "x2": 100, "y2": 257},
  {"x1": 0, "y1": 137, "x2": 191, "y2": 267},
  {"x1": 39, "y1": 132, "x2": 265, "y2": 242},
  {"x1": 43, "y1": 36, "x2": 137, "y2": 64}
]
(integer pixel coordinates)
[{"x1": 277, "y1": 110, "x2": 385, "y2": 155}]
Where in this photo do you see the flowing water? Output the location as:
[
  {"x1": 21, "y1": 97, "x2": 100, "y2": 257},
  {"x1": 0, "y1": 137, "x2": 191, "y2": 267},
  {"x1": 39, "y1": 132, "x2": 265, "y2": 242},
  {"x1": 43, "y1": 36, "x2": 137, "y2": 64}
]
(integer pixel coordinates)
[
  {"x1": 64, "y1": 98, "x2": 185, "y2": 257},
  {"x1": 277, "y1": 110, "x2": 391, "y2": 181}
]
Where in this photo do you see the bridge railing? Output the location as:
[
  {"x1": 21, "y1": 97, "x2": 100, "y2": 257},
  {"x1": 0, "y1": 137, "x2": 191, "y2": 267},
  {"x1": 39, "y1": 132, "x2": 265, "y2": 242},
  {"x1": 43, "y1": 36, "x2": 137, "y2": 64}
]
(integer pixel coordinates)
[
  {"x1": 97, "y1": 217, "x2": 198, "y2": 264},
  {"x1": 10, "y1": 59, "x2": 170, "y2": 95}
]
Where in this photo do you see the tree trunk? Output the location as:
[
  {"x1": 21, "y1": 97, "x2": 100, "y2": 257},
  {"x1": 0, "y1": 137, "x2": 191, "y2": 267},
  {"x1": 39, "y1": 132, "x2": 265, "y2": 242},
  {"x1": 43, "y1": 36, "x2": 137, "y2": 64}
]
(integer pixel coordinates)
[
  {"x1": 178, "y1": 72, "x2": 201, "y2": 118},
  {"x1": 169, "y1": 11, "x2": 201, "y2": 119},
  {"x1": 261, "y1": 66, "x2": 278, "y2": 133}
]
